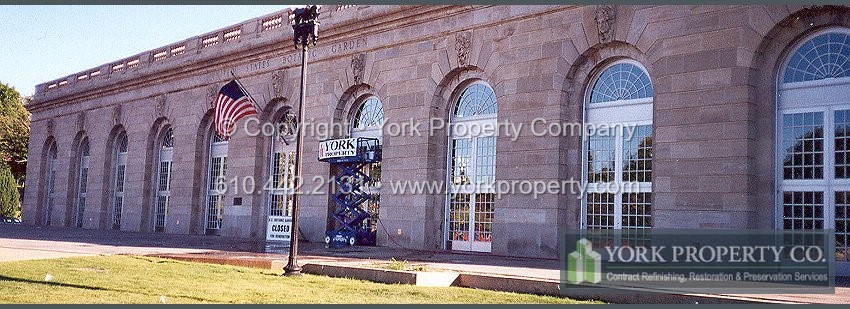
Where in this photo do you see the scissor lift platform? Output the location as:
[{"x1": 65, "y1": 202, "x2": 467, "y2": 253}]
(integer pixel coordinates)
[{"x1": 319, "y1": 137, "x2": 381, "y2": 247}]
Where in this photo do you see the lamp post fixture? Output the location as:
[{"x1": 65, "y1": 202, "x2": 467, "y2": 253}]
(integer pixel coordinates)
[{"x1": 284, "y1": 4, "x2": 319, "y2": 277}]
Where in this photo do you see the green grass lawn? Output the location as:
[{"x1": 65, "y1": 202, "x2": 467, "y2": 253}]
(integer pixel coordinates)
[{"x1": 0, "y1": 255, "x2": 598, "y2": 304}]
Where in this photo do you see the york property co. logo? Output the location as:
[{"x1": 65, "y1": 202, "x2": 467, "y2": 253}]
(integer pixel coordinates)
[{"x1": 567, "y1": 238, "x2": 602, "y2": 284}]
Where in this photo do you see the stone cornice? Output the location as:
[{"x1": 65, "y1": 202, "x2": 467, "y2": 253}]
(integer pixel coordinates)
[
  {"x1": 28, "y1": 5, "x2": 576, "y2": 116},
  {"x1": 28, "y1": 5, "x2": 449, "y2": 112}
]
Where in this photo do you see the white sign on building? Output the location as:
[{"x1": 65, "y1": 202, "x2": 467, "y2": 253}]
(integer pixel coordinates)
[
  {"x1": 266, "y1": 216, "x2": 292, "y2": 242},
  {"x1": 318, "y1": 138, "x2": 358, "y2": 160}
]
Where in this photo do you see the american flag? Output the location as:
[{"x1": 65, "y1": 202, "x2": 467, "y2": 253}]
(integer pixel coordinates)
[{"x1": 214, "y1": 80, "x2": 258, "y2": 139}]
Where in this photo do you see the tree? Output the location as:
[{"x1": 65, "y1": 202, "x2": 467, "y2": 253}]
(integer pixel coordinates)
[
  {"x1": 0, "y1": 161, "x2": 19, "y2": 218},
  {"x1": 0, "y1": 82, "x2": 30, "y2": 185}
]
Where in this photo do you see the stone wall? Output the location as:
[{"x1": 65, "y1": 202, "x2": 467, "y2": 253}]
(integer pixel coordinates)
[{"x1": 23, "y1": 5, "x2": 850, "y2": 258}]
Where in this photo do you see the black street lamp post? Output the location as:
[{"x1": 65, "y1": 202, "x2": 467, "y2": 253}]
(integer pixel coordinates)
[{"x1": 284, "y1": 5, "x2": 319, "y2": 277}]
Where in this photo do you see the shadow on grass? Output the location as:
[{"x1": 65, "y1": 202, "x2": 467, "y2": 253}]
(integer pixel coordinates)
[{"x1": 0, "y1": 275, "x2": 217, "y2": 303}]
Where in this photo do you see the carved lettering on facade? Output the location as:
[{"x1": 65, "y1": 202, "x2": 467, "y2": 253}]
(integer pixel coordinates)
[
  {"x1": 456, "y1": 32, "x2": 472, "y2": 66},
  {"x1": 331, "y1": 38, "x2": 367, "y2": 54},
  {"x1": 595, "y1": 5, "x2": 616, "y2": 44},
  {"x1": 281, "y1": 53, "x2": 302, "y2": 65},
  {"x1": 351, "y1": 53, "x2": 366, "y2": 85},
  {"x1": 246, "y1": 59, "x2": 271, "y2": 72}
]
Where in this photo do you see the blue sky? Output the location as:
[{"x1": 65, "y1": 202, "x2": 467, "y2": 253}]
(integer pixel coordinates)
[{"x1": 0, "y1": 5, "x2": 298, "y2": 96}]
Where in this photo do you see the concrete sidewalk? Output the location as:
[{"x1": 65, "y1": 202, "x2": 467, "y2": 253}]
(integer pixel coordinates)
[{"x1": 2, "y1": 224, "x2": 848, "y2": 304}]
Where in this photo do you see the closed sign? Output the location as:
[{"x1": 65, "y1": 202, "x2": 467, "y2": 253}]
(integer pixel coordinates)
[
  {"x1": 266, "y1": 216, "x2": 292, "y2": 242},
  {"x1": 319, "y1": 138, "x2": 357, "y2": 160}
]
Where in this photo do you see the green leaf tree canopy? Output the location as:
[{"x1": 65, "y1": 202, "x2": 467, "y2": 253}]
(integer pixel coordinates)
[{"x1": 0, "y1": 82, "x2": 30, "y2": 185}]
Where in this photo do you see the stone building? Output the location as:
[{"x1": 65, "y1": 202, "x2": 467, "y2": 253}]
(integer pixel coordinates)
[{"x1": 23, "y1": 5, "x2": 850, "y2": 274}]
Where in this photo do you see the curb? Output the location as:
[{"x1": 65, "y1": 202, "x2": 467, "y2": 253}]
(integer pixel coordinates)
[{"x1": 148, "y1": 253, "x2": 807, "y2": 304}]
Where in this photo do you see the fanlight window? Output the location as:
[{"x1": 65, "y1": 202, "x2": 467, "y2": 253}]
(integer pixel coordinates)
[
  {"x1": 278, "y1": 112, "x2": 297, "y2": 138},
  {"x1": 81, "y1": 138, "x2": 90, "y2": 156},
  {"x1": 118, "y1": 134, "x2": 129, "y2": 152},
  {"x1": 161, "y1": 128, "x2": 174, "y2": 148},
  {"x1": 213, "y1": 131, "x2": 227, "y2": 143},
  {"x1": 353, "y1": 97, "x2": 384, "y2": 130},
  {"x1": 589, "y1": 62, "x2": 653, "y2": 104},
  {"x1": 782, "y1": 31, "x2": 850, "y2": 84},
  {"x1": 454, "y1": 83, "x2": 497, "y2": 118}
]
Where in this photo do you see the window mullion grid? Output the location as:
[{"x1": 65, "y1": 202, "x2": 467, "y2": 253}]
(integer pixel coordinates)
[
  {"x1": 267, "y1": 137, "x2": 278, "y2": 218},
  {"x1": 206, "y1": 140, "x2": 228, "y2": 231},
  {"x1": 468, "y1": 136, "x2": 478, "y2": 242},
  {"x1": 580, "y1": 127, "x2": 590, "y2": 229},
  {"x1": 614, "y1": 128, "x2": 624, "y2": 230},
  {"x1": 76, "y1": 155, "x2": 89, "y2": 226},
  {"x1": 283, "y1": 150, "x2": 292, "y2": 194},
  {"x1": 154, "y1": 156, "x2": 164, "y2": 231},
  {"x1": 826, "y1": 108, "x2": 836, "y2": 229}
]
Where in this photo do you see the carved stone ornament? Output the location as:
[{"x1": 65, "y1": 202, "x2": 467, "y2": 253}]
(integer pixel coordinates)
[
  {"x1": 351, "y1": 53, "x2": 366, "y2": 85},
  {"x1": 46, "y1": 119, "x2": 55, "y2": 137},
  {"x1": 208, "y1": 85, "x2": 219, "y2": 109},
  {"x1": 76, "y1": 111, "x2": 86, "y2": 132},
  {"x1": 271, "y1": 70, "x2": 285, "y2": 96},
  {"x1": 156, "y1": 94, "x2": 167, "y2": 118},
  {"x1": 112, "y1": 105, "x2": 122, "y2": 126},
  {"x1": 595, "y1": 5, "x2": 616, "y2": 44},
  {"x1": 455, "y1": 32, "x2": 472, "y2": 66}
]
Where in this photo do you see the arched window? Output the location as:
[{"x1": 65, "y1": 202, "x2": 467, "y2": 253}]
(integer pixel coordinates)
[
  {"x1": 777, "y1": 28, "x2": 850, "y2": 266},
  {"x1": 205, "y1": 130, "x2": 228, "y2": 235},
  {"x1": 74, "y1": 137, "x2": 90, "y2": 228},
  {"x1": 446, "y1": 82, "x2": 497, "y2": 253},
  {"x1": 44, "y1": 141, "x2": 57, "y2": 226},
  {"x1": 267, "y1": 111, "x2": 297, "y2": 241},
  {"x1": 582, "y1": 60, "x2": 653, "y2": 231},
  {"x1": 351, "y1": 96, "x2": 384, "y2": 233},
  {"x1": 154, "y1": 128, "x2": 174, "y2": 232},
  {"x1": 111, "y1": 132, "x2": 128, "y2": 230}
]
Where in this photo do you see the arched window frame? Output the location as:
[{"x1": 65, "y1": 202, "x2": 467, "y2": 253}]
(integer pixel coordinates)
[
  {"x1": 775, "y1": 28, "x2": 850, "y2": 267},
  {"x1": 44, "y1": 141, "x2": 58, "y2": 226},
  {"x1": 153, "y1": 127, "x2": 174, "y2": 232},
  {"x1": 266, "y1": 110, "x2": 298, "y2": 241},
  {"x1": 445, "y1": 80, "x2": 498, "y2": 253},
  {"x1": 581, "y1": 59, "x2": 654, "y2": 231},
  {"x1": 111, "y1": 131, "x2": 129, "y2": 230},
  {"x1": 205, "y1": 128, "x2": 228, "y2": 235},
  {"x1": 349, "y1": 96, "x2": 385, "y2": 233},
  {"x1": 74, "y1": 137, "x2": 90, "y2": 228}
]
